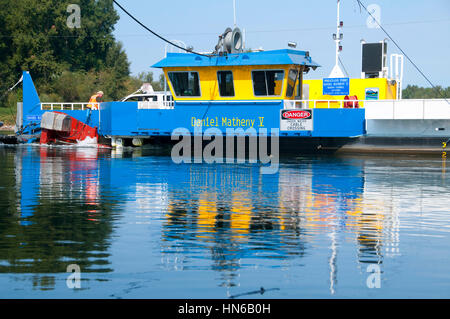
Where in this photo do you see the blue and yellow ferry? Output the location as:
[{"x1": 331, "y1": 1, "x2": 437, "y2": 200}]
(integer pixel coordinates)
[{"x1": 19, "y1": 43, "x2": 366, "y2": 153}]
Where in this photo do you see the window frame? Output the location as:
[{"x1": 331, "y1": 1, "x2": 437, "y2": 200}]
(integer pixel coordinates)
[
  {"x1": 167, "y1": 71, "x2": 202, "y2": 98},
  {"x1": 285, "y1": 68, "x2": 299, "y2": 98},
  {"x1": 251, "y1": 69, "x2": 285, "y2": 97},
  {"x1": 163, "y1": 95, "x2": 173, "y2": 102},
  {"x1": 216, "y1": 70, "x2": 236, "y2": 97}
]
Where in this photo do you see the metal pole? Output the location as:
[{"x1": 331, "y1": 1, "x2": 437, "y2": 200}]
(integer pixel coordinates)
[
  {"x1": 233, "y1": 0, "x2": 237, "y2": 27},
  {"x1": 335, "y1": 0, "x2": 340, "y2": 67},
  {"x1": 99, "y1": 103, "x2": 101, "y2": 132},
  {"x1": 164, "y1": 44, "x2": 167, "y2": 102}
]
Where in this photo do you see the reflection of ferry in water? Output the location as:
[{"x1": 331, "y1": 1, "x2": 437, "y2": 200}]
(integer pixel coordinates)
[
  {"x1": 11, "y1": 145, "x2": 402, "y2": 292},
  {"x1": 158, "y1": 158, "x2": 398, "y2": 293}
]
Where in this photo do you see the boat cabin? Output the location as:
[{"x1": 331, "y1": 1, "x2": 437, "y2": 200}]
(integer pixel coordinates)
[{"x1": 153, "y1": 49, "x2": 320, "y2": 103}]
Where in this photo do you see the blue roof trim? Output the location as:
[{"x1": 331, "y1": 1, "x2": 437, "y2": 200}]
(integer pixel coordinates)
[{"x1": 152, "y1": 49, "x2": 320, "y2": 68}]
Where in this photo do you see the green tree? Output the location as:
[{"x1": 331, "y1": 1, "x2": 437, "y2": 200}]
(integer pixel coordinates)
[
  {"x1": 402, "y1": 85, "x2": 450, "y2": 99},
  {"x1": 0, "y1": 0, "x2": 130, "y2": 106}
]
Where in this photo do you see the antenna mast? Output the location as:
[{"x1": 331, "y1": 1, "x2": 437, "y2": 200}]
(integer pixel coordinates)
[
  {"x1": 329, "y1": 0, "x2": 345, "y2": 78},
  {"x1": 233, "y1": 0, "x2": 237, "y2": 27}
]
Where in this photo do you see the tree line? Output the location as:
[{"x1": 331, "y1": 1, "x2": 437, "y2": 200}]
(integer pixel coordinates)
[
  {"x1": 0, "y1": 0, "x2": 164, "y2": 116},
  {"x1": 402, "y1": 85, "x2": 450, "y2": 99}
]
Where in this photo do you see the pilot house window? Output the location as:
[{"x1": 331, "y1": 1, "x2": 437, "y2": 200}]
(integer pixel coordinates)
[
  {"x1": 168, "y1": 71, "x2": 201, "y2": 97},
  {"x1": 252, "y1": 70, "x2": 284, "y2": 96},
  {"x1": 285, "y1": 69, "x2": 299, "y2": 97},
  {"x1": 217, "y1": 71, "x2": 235, "y2": 97}
]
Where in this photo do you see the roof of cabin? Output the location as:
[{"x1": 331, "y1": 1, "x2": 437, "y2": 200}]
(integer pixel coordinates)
[{"x1": 152, "y1": 49, "x2": 320, "y2": 68}]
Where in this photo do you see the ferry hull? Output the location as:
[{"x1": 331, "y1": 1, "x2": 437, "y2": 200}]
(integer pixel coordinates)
[
  {"x1": 342, "y1": 101, "x2": 450, "y2": 154},
  {"x1": 339, "y1": 136, "x2": 449, "y2": 154},
  {"x1": 125, "y1": 135, "x2": 357, "y2": 155}
]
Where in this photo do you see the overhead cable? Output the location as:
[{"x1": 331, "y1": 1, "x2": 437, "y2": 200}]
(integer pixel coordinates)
[
  {"x1": 356, "y1": 0, "x2": 449, "y2": 104},
  {"x1": 112, "y1": 0, "x2": 210, "y2": 57}
]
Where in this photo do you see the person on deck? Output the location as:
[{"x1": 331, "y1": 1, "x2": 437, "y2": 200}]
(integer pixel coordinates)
[{"x1": 87, "y1": 91, "x2": 103, "y2": 110}]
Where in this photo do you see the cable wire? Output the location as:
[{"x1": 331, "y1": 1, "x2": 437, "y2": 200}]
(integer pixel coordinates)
[
  {"x1": 112, "y1": 0, "x2": 210, "y2": 58},
  {"x1": 356, "y1": 0, "x2": 449, "y2": 104},
  {"x1": 0, "y1": 76, "x2": 23, "y2": 128}
]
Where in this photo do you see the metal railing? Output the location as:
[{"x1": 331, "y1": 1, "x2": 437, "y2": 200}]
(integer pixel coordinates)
[
  {"x1": 283, "y1": 99, "x2": 450, "y2": 120},
  {"x1": 41, "y1": 102, "x2": 98, "y2": 111},
  {"x1": 137, "y1": 100, "x2": 175, "y2": 109},
  {"x1": 41, "y1": 100, "x2": 175, "y2": 111},
  {"x1": 284, "y1": 99, "x2": 363, "y2": 109},
  {"x1": 364, "y1": 99, "x2": 450, "y2": 120}
]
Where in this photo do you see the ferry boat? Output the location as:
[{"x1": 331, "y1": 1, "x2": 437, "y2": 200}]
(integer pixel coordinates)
[
  {"x1": 17, "y1": 36, "x2": 366, "y2": 154},
  {"x1": 13, "y1": 1, "x2": 449, "y2": 155}
]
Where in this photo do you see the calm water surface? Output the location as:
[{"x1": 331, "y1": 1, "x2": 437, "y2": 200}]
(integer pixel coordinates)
[{"x1": 0, "y1": 144, "x2": 449, "y2": 298}]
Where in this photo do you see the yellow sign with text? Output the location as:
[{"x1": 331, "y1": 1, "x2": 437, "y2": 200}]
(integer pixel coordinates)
[{"x1": 191, "y1": 117, "x2": 265, "y2": 128}]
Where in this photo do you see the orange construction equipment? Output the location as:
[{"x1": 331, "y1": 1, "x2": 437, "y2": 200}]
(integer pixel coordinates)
[{"x1": 40, "y1": 111, "x2": 98, "y2": 145}]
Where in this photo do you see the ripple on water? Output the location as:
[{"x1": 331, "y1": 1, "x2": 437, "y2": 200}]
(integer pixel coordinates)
[{"x1": 0, "y1": 146, "x2": 449, "y2": 297}]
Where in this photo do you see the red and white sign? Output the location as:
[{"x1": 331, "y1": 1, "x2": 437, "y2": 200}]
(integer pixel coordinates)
[
  {"x1": 282, "y1": 110, "x2": 312, "y2": 120},
  {"x1": 280, "y1": 109, "x2": 313, "y2": 131}
]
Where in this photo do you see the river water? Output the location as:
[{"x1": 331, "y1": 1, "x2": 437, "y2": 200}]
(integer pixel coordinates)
[{"x1": 0, "y1": 144, "x2": 449, "y2": 298}]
